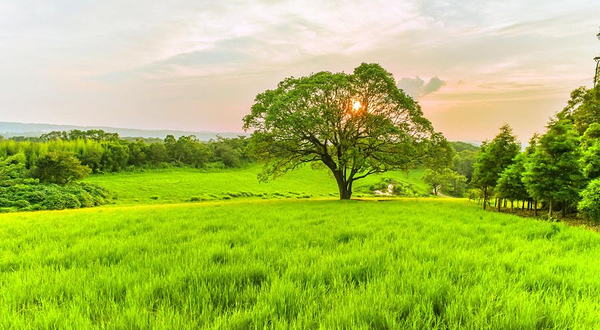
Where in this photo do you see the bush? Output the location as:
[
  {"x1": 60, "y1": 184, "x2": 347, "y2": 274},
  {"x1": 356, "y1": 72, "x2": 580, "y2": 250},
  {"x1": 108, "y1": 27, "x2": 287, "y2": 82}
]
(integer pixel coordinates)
[
  {"x1": 13, "y1": 200, "x2": 30, "y2": 209},
  {"x1": 0, "y1": 182, "x2": 110, "y2": 212},
  {"x1": 578, "y1": 179, "x2": 600, "y2": 221},
  {"x1": 30, "y1": 151, "x2": 91, "y2": 185}
]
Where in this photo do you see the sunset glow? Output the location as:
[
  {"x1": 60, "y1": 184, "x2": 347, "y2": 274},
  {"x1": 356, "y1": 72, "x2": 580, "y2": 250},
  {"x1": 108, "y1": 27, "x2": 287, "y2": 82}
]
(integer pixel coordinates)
[{"x1": 0, "y1": 0, "x2": 598, "y2": 142}]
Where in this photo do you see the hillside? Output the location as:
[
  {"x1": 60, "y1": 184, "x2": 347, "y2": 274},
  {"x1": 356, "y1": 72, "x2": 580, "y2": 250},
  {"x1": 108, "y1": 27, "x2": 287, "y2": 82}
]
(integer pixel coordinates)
[
  {"x1": 84, "y1": 166, "x2": 430, "y2": 205},
  {"x1": 0, "y1": 199, "x2": 598, "y2": 329}
]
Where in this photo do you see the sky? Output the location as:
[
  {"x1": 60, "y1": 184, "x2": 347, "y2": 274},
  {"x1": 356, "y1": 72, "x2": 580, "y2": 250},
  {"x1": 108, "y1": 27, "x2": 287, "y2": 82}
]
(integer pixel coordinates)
[{"x1": 0, "y1": 0, "x2": 599, "y2": 142}]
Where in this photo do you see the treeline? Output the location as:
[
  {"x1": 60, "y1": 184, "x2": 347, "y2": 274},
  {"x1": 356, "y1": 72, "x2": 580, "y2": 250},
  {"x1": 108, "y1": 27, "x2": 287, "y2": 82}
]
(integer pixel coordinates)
[
  {"x1": 472, "y1": 85, "x2": 600, "y2": 221},
  {"x1": 0, "y1": 132, "x2": 252, "y2": 173},
  {"x1": 0, "y1": 130, "x2": 252, "y2": 212}
]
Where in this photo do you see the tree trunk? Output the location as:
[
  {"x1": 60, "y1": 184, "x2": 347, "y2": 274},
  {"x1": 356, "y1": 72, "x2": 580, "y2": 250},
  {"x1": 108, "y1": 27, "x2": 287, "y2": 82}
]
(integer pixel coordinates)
[
  {"x1": 511, "y1": 200, "x2": 514, "y2": 212},
  {"x1": 497, "y1": 198, "x2": 501, "y2": 211},
  {"x1": 562, "y1": 203, "x2": 566, "y2": 218},
  {"x1": 483, "y1": 187, "x2": 488, "y2": 210},
  {"x1": 521, "y1": 201, "x2": 525, "y2": 212},
  {"x1": 548, "y1": 199, "x2": 553, "y2": 219},
  {"x1": 334, "y1": 173, "x2": 352, "y2": 200},
  {"x1": 534, "y1": 200, "x2": 538, "y2": 216}
]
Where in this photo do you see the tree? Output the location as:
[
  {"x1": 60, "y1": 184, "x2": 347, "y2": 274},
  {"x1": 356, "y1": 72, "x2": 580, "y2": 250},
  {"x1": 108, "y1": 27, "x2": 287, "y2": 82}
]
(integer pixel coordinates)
[
  {"x1": 558, "y1": 85, "x2": 600, "y2": 135},
  {"x1": 423, "y1": 132, "x2": 455, "y2": 170},
  {"x1": 523, "y1": 119, "x2": 584, "y2": 218},
  {"x1": 147, "y1": 143, "x2": 168, "y2": 164},
  {"x1": 423, "y1": 168, "x2": 466, "y2": 196},
  {"x1": 0, "y1": 153, "x2": 28, "y2": 186},
  {"x1": 580, "y1": 123, "x2": 600, "y2": 180},
  {"x1": 100, "y1": 142, "x2": 129, "y2": 172},
  {"x1": 578, "y1": 178, "x2": 600, "y2": 222},
  {"x1": 472, "y1": 124, "x2": 521, "y2": 209},
  {"x1": 452, "y1": 150, "x2": 476, "y2": 182},
  {"x1": 30, "y1": 151, "x2": 91, "y2": 185},
  {"x1": 243, "y1": 63, "x2": 441, "y2": 199},
  {"x1": 496, "y1": 154, "x2": 529, "y2": 211},
  {"x1": 127, "y1": 139, "x2": 148, "y2": 167},
  {"x1": 214, "y1": 144, "x2": 241, "y2": 167}
]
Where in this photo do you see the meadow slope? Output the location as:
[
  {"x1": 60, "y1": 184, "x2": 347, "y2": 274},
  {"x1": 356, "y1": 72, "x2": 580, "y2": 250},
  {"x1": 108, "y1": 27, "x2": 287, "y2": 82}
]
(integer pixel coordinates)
[
  {"x1": 84, "y1": 165, "x2": 429, "y2": 205},
  {"x1": 0, "y1": 199, "x2": 599, "y2": 329}
]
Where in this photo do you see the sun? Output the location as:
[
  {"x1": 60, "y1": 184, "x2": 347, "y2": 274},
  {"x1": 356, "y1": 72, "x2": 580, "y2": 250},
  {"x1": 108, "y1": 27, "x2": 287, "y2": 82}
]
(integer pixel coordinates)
[{"x1": 352, "y1": 100, "x2": 361, "y2": 111}]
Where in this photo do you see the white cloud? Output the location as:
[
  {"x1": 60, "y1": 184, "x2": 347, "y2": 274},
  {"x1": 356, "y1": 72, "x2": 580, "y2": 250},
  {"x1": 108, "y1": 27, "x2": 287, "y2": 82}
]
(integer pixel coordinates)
[{"x1": 397, "y1": 76, "x2": 446, "y2": 98}]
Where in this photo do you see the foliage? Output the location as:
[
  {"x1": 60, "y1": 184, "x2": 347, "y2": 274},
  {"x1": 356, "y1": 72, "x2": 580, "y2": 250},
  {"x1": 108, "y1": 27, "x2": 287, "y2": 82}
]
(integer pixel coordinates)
[
  {"x1": 0, "y1": 130, "x2": 253, "y2": 174},
  {"x1": 0, "y1": 153, "x2": 29, "y2": 186},
  {"x1": 451, "y1": 150, "x2": 476, "y2": 182},
  {"x1": 496, "y1": 154, "x2": 529, "y2": 202},
  {"x1": 0, "y1": 182, "x2": 111, "y2": 211},
  {"x1": 558, "y1": 85, "x2": 600, "y2": 135},
  {"x1": 578, "y1": 178, "x2": 600, "y2": 221},
  {"x1": 30, "y1": 151, "x2": 91, "y2": 185},
  {"x1": 472, "y1": 124, "x2": 520, "y2": 208},
  {"x1": 423, "y1": 133, "x2": 455, "y2": 170},
  {"x1": 244, "y1": 63, "x2": 442, "y2": 199},
  {"x1": 580, "y1": 123, "x2": 600, "y2": 180},
  {"x1": 423, "y1": 168, "x2": 467, "y2": 196},
  {"x1": 523, "y1": 119, "x2": 583, "y2": 216}
]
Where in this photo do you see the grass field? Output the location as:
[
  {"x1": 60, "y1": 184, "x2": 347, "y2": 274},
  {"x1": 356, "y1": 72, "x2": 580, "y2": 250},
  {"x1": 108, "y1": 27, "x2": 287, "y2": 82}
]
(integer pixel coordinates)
[
  {"x1": 1, "y1": 199, "x2": 599, "y2": 329},
  {"x1": 84, "y1": 165, "x2": 429, "y2": 205}
]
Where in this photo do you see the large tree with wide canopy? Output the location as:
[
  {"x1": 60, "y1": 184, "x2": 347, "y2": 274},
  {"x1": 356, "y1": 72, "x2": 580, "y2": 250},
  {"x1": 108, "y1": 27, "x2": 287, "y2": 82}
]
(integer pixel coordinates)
[{"x1": 243, "y1": 63, "x2": 449, "y2": 199}]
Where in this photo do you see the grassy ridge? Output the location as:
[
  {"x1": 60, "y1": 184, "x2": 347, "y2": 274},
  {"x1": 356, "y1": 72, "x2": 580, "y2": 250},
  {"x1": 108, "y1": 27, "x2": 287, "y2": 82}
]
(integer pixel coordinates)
[
  {"x1": 84, "y1": 165, "x2": 429, "y2": 205},
  {"x1": 1, "y1": 199, "x2": 599, "y2": 329}
]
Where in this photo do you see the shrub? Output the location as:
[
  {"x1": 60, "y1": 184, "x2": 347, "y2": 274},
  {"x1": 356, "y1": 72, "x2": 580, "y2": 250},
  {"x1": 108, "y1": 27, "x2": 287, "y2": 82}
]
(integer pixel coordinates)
[
  {"x1": 578, "y1": 179, "x2": 600, "y2": 221},
  {"x1": 12, "y1": 200, "x2": 30, "y2": 209},
  {"x1": 30, "y1": 151, "x2": 91, "y2": 185},
  {"x1": 0, "y1": 182, "x2": 110, "y2": 212}
]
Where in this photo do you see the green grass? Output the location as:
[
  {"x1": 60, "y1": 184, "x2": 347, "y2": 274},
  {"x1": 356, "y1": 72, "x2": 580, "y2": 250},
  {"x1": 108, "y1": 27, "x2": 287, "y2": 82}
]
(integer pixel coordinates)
[
  {"x1": 1, "y1": 199, "x2": 599, "y2": 329},
  {"x1": 84, "y1": 165, "x2": 429, "y2": 205}
]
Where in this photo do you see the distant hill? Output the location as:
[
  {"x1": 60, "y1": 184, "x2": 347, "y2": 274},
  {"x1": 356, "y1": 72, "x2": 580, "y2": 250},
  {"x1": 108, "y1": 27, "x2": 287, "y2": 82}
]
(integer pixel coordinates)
[
  {"x1": 0, "y1": 122, "x2": 245, "y2": 141},
  {"x1": 449, "y1": 141, "x2": 480, "y2": 152}
]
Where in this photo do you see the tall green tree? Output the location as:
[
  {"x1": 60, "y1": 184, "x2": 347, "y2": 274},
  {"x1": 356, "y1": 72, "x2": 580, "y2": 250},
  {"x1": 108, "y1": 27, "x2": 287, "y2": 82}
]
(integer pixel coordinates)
[
  {"x1": 580, "y1": 123, "x2": 600, "y2": 180},
  {"x1": 558, "y1": 85, "x2": 600, "y2": 135},
  {"x1": 523, "y1": 119, "x2": 584, "y2": 218},
  {"x1": 578, "y1": 178, "x2": 600, "y2": 222},
  {"x1": 472, "y1": 124, "x2": 521, "y2": 209},
  {"x1": 243, "y1": 63, "x2": 442, "y2": 199},
  {"x1": 496, "y1": 154, "x2": 529, "y2": 211}
]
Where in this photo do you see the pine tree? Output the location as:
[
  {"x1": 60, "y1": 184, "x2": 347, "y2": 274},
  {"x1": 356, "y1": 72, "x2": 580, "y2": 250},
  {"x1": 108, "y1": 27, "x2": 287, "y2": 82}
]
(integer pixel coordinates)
[
  {"x1": 472, "y1": 124, "x2": 521, "y2": 209},
  {"x1": 523, "y1": 119, "x2": 584, "y2": 218}
]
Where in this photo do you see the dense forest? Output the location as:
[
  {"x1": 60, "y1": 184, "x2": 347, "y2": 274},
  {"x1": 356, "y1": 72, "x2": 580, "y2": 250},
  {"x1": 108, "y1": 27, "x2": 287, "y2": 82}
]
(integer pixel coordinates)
[{"x1": 470, "y1": 85, "x2": 600, "y2": 221}]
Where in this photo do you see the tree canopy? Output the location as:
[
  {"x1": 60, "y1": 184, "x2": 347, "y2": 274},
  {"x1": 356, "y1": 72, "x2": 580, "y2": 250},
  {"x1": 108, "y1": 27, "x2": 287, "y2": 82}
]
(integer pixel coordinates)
[
  {"x1": 523, "y1": 119, "x2": 583, "y2": 217},
  {"x1": 243, "y1": 63, "x2": 446, "y2": 199},
  {"x1": 30, "y1": 151, "x2": 91, "y2": 185},
  {"x1": 472, "y1": 124, "x2": 520, "y2": 209}
]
